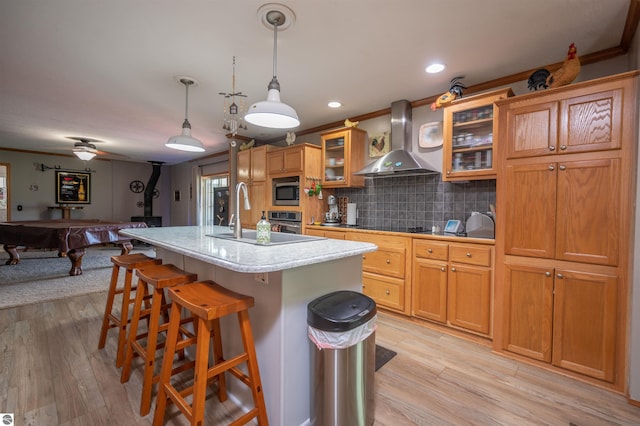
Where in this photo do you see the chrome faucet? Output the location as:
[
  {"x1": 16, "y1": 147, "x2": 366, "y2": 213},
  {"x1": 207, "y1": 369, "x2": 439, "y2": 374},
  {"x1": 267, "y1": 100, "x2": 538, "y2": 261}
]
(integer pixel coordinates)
[{"x1": 230, "y1": 182, "x2": 251, "y2": 239}]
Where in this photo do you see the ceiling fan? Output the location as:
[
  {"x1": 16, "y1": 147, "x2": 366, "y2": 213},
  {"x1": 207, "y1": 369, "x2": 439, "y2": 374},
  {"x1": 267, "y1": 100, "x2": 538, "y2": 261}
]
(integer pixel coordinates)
[{"x1": 67, "y1": 136, "x2": 125, "y2": 160}]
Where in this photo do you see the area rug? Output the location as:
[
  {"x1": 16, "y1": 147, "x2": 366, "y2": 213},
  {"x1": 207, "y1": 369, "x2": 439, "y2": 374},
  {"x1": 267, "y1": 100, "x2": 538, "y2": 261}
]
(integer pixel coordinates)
[
  {"x1": 0, "y1": 245, "x2": 155, "y2": 310},
  {"x1": 375, "y1": 344, "x2": 397, "y2": 371}
]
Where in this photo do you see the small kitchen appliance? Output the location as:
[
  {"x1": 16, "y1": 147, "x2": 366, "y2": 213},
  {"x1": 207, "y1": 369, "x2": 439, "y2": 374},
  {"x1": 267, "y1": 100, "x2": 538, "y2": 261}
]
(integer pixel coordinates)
[
  {"x1": 323, "y1": 195, "x2": 341, "y2": 225},
  {"x1": 465, "y1": 212, "x2": 495, "y2": 238}
]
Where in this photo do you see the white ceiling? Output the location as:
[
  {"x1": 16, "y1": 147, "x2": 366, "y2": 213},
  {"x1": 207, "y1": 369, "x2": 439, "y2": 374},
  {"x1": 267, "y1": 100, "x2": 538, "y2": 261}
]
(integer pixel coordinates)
[{"x1": 0, "y1": 0, "x2": 634, "y2": 165}]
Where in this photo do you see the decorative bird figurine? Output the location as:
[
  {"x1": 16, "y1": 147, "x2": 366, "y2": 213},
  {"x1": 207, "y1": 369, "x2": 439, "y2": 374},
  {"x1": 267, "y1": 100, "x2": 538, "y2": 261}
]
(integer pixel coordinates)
[
  {"x1": 528, "y1": 43, "x2": 580, "y2": 91},
  {"x1": 430, "y1": 76, "x2": 467, "y2": 111},
  {"x1": 285, "y1": 132, "x2": 296, "y2": 146},
  {"x1": 344, "y1": 118, "x2": 359, "y2": 128},
  {"x1": 239, "y1": 139, "x2": 255, "y2": 151}
]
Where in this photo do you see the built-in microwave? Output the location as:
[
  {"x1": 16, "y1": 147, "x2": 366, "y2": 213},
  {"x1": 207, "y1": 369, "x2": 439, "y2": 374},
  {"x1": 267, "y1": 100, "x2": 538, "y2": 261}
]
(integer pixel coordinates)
[{"x1": 272, "y1": 177, "x2": 300, "y2": 206}]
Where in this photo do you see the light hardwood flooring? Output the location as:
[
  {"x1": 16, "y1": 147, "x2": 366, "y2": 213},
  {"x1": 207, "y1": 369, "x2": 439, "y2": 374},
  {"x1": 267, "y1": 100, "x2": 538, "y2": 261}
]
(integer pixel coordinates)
[{"x1": 1, "y1": 291, "x2": 639, "y2": 425}]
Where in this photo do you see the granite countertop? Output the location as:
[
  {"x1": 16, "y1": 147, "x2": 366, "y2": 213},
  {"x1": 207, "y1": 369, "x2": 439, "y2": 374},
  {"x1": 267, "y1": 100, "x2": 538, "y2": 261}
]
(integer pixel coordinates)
[{"x1": 120, "y1": 226, "x2": 377, "y2": 273}]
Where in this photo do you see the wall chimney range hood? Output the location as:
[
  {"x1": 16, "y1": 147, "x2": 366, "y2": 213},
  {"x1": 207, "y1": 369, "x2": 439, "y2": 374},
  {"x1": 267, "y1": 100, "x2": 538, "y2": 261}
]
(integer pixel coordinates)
[{"x1": 354, "y1": 100, "x2": 439, "y2": 177}]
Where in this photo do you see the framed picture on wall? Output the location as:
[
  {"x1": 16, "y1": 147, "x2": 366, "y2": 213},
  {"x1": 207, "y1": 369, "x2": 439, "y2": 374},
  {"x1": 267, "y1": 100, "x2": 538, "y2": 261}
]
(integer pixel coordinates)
[
  {"x1": 55, "y1": 171, "x2": 91, "y2": 204},
  {"x1": 369, "y1": 131, "x2": 390, "y2": 158}
]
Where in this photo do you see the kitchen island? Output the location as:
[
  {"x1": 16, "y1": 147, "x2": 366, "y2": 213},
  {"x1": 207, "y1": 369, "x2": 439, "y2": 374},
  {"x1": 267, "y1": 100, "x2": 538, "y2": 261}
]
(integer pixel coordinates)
[{"x1": 119, "y1": 225, "x2": 377, "y2": 426}]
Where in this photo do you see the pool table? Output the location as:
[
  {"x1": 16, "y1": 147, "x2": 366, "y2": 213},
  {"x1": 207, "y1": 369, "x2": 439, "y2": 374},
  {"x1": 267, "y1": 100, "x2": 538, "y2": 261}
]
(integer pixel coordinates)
[{"x1": 0, "y1": 219, "x2": 148, "y2": 275}]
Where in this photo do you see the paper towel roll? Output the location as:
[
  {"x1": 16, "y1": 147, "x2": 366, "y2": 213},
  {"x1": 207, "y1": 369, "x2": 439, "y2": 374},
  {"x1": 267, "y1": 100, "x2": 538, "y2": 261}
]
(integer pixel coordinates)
[{"x1": 346, "y1": 203, "x2": 357, "y2": 225}]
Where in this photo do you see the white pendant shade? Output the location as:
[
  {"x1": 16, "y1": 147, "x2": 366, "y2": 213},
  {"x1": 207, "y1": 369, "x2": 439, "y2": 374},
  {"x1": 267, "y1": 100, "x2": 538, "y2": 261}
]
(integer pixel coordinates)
[
  {"x1": 245, "y1": 88, "x2": 300, "y2": 129},
  {"x1": 74, "y1": 150, "x2": 96, "y2": 161},
  {"x1": 166, "y1": 78, "x2": 205, "y2": 152},
  {"x1": 245, "y1": 7, "x2": 300, "y2": 130},
  {"x1": 166, "y1": 119, "x2": 205, "y2": 152}
]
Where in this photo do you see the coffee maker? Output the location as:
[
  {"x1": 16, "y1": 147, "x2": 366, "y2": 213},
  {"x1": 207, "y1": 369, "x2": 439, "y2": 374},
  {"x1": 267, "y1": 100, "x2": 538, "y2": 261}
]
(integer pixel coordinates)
[{"x1": 324, "y1": 195, "x2": 341, "y2": 225}]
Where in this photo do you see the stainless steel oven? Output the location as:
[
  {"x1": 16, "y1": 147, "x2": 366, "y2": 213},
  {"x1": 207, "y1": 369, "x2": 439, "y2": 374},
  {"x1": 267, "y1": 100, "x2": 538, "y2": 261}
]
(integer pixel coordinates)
[{"x1": 268, "y1": 210, "x2": 302, "y2": 234}]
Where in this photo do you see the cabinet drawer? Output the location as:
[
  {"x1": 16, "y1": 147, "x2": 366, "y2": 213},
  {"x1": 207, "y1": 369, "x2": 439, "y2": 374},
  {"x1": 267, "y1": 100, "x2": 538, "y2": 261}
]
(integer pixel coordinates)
[
  {"x1": 450, "y1": 244, "x2": 491, "y2": 267},
  {"x1": 362, "y1": 272, "x2": 404, "y2": 311},
  {"x1": 361, "y1": 247, "x2": 405, "y2": 278},
  {"x1": 414, "y1": 240, "x2": 448, "y2": 261}
]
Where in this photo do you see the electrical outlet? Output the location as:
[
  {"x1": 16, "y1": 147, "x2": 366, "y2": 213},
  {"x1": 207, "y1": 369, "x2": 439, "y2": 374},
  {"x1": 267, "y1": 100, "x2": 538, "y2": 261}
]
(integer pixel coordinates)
[{"x1": 254, "y1": 272, "x2": 269, "y2": 284}]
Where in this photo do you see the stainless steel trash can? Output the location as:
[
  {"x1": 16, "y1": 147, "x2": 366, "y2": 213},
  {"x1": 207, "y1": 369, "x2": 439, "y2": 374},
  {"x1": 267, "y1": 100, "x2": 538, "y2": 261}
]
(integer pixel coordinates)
[{"x1": 307, "y1": 290, "x2": 377, "y2": 426}]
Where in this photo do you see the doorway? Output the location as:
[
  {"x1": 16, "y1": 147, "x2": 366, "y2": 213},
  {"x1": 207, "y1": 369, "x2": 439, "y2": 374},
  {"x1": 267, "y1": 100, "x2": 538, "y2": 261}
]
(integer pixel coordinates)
[
  {"x1": 0, "y1": 163, "x2": 9, "y2": 222},
  {"x1": 201, "y1": 174, "x2": 229, "y2": 226}
]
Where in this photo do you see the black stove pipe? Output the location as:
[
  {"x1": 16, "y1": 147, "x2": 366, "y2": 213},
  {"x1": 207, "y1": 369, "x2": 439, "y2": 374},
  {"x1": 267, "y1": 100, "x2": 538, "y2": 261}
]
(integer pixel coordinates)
[{"x1": 144, "y1": 161, "x2": 164, "y2": 217}]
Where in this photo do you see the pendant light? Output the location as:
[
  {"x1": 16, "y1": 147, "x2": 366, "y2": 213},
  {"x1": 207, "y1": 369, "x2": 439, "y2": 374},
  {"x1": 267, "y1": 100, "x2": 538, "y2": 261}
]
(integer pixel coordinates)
[
  {"x1": 166, "y1": 77, "x2": 205, "y2": 152},
  {"x1": 244, "y1": 6, "x2": 300, "y2": 129}
]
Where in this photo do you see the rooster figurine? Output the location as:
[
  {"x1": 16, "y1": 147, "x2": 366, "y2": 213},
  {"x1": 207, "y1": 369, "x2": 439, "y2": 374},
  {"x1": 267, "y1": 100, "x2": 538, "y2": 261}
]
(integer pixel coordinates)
[
  {"x1": 430, "y1": 76, "x2": 466, "y2": 111},
  {"x1": 528, "y1": 43, "x2": 580, "y2": 91}
]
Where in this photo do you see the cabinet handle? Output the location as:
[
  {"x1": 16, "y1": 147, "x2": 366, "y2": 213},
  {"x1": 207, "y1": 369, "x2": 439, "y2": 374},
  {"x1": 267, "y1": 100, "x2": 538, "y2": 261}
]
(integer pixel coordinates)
[
  {"x1": 386, "y1": 259, "x2": 391, "y2": 264},
  {"x1": 362, "y1": 255, "x2": 366, "y2": 259},
  {"x1": 385, "y1": 289, "x2": 390, "y2": 295},
  {"x1": 560, "y1": 145, "x2": 567, "y2": 150},
  {"x1": 451, "y1": 267, "x2": 457, "y2": 272},
  {"x1": 427, "y1": 248, "x2": 433, "y2": 253},
  {"x1": 548, "y1": 165, "x2": 555, "y2": 171},
  {"x1": 466, "y1": 252, "x2": 472, "y2": 257},
  {"x1": 441, "y1": 267, "x2": 446, "y2": 272},
  {"x1": 557, "y1": 273, "x2": 564, "y2": 279},
  {"x1": 559, "y1": 165, "x2": 566, "y2": 171},
  {"x1": 549, "y1": 145, "x2": 556, "y2": 151},
  {"x1": 447, "y1": 170, "x2": 451, "y2": 175},
  {"x1": 545, "y1": 271, "x2": 551, "y2": 277}
]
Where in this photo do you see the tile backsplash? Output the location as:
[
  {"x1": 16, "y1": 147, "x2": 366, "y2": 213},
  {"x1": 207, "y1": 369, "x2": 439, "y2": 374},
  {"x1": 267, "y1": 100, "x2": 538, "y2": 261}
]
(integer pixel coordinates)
[{"x1": 335, "y1": 174, "x2": 496, "y2": 231}]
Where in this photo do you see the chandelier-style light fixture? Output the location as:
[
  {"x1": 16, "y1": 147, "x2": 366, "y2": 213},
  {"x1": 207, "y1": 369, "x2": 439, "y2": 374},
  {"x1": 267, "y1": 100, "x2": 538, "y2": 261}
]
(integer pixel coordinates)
[
  {"x1": 244, "y1": 5, "x2": 300, "y2": 129},
  {"x1": 219, "y1": 56, "x2": 247, "y2": 137},
  {"x1": 166, "y1": 77, "x2": 205, "y2": 152}
]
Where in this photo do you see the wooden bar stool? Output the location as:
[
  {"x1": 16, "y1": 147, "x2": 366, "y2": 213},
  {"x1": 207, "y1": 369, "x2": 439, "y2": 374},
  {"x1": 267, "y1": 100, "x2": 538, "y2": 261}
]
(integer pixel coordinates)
[
  {"x1": 120, "y1": 263, "x2": 198, "y2": 416},
  {"x1": 98, "y1": 252, "x2": 161, "y2": 368},
  {"x1": 153, "y1": 281, "x2": 268, "y2": 426}
]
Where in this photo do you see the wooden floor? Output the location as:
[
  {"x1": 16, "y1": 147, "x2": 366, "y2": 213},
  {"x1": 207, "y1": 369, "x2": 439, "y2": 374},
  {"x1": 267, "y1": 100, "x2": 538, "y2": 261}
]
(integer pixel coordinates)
[{"x1": 1, "y1": 291, "x2": 639, "y2": 425}]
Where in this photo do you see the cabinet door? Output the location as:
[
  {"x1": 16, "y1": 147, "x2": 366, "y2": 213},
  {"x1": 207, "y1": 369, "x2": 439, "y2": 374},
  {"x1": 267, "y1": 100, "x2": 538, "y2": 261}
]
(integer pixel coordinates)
[
  {"x1": 323, "y1": 230, "x2": 346, "y2": 240},
  {"x1": 283, "y1": 148, "x2": 303, "y2": 173},
  {"x1": 237, "y1": 149, "x2": 251, "y2": 182},
  {"x1": 504, "y1": 162, "x2": 556, "y2": 258},
  {"x1": 503, "y1": 262, "x2": 553, "y2": 362},
  {"x1": 555, "y1": 159, "x2": 620, "y2": 266},
  {"x1": 505, "y1": 101, "x2": 558, "y2": 159},
  {"x1": 240, "y1": 180, "x2": 266, "y2": 228},
  {"x1": 552, "y1": 268, "x2": 617, "y2": 382},
  {"x1": 448, "y1": 263, "x2": 491, "y2": 335},
  {"x1": 559, "y1": 89, "x2": 622, "y2": 154},
  {"x1": 412, "y1": 258, "x2": 448, "y2": 323},
  {"x1": 266, "y1": 152, "x2": 284, "y2": 175},
  {"x1": 251, "y1": 146, "x2": 266, "y2": 181}
]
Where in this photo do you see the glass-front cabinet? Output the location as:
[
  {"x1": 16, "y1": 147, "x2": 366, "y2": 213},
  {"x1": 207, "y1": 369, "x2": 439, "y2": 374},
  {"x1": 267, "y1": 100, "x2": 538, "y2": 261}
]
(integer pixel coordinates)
[
  {"x1": 321, "y1": 127, "x2": 366, "y2": 188},
  {"x1": 442, "y1": 88, "x2": 513, "y2": 181}
]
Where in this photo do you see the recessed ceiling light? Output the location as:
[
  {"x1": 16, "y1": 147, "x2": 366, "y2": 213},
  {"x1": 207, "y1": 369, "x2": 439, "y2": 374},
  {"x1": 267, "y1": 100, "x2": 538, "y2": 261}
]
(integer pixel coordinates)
[
  {"x1": 426, "y1": 63, "x2": 446, "y2": 74},
  {"x1": 328, "y1": 101, "x2": 342, "y2": 108}
]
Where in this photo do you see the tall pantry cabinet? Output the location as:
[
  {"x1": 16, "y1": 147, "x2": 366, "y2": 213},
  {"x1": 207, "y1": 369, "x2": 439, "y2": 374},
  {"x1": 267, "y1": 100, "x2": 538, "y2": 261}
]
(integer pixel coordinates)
[{"x1": 493, "y1": 71, "x2": 639, "y2": 391}]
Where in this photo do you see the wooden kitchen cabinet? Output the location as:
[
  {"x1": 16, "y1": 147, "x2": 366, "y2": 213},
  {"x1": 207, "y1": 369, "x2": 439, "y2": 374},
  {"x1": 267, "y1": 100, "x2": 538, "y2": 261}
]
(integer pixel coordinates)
[
  {"x1": 412, "y1": 240, "x2": 493, "y2": 337},
  {"x1": 267, "y1": 145, "x2": 304, "y2": 176},
  {"x1": 504, "y1": 157, "x2": 620, "y2": 266},
  {"x1": 442, "y1": 88, "x2": 513, "y2": 181},
  {"x1": 348, "y1": 232, "x2": 411, "y2": 314},
  {"x1": 503, "y1": 259, "x2": 617, "y2": 382},
  {"x1": 494, "y1": 71, "x2": 638, "y2": 390},
  {"x1": 237, "y1": 145, "x2": 267, "y2": 228},
  {"x1": 502, "y1": 87, "x2": 623, "y2": 160},
  {"x1": 321, "y1": 127, "x2": 367, "y2": 188},
  {"x1": 306, "y1": 228, "x2": 346, "y2": 240}
]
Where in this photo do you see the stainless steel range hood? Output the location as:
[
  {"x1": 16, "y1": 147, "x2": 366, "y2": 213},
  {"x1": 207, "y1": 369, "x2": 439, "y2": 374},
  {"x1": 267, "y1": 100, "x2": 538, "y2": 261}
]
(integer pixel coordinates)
[{"x1": 354, "y1": 99, "x2": 439, "y2": 177}]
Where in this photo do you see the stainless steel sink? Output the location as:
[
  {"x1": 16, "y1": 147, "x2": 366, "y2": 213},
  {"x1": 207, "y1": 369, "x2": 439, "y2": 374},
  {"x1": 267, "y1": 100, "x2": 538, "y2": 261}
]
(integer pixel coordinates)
[{"x1": 207, "y1": 230, "x2": 325, "y2": 246}]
